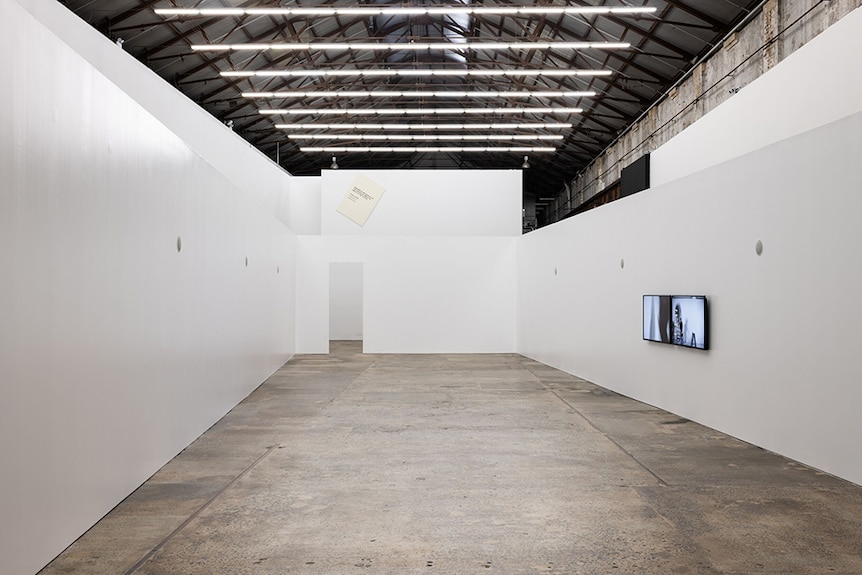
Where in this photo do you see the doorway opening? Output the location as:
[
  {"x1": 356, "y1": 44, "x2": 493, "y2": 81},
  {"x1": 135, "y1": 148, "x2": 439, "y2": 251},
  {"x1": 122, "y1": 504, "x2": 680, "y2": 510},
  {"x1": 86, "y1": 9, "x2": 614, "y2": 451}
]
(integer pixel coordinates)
[{"x1": 329, "y1": 262, "x2": 363, "y2": 352}]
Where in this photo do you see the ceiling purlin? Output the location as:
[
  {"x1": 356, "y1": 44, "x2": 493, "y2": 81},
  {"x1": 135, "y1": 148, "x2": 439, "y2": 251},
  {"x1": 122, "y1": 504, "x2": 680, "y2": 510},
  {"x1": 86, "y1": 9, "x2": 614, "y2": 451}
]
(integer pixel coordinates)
[
  {"x1": 519, "y1": 12, "x2": 551, "y2": 72},
  {"x1": 529, "y1": 12, "x2": 549, "y2": 42},
  {"x1": 465, "y1": 11, "x2": 481, "y2": 39},
  {"x1": 563, "y1": 49, "x2": 660, "y2": 104},
  {"x1": 157, "y1": 21, "x2": 295, "y2": 98},
  {"x1": 190, "y1": 37, "x2": 352, "y2": 104},
  {"x1": 656, "y1": 19, "x2": 720, "y2": 32},
  {"x1": 572, "y1": 10, "x2": 688, "y2": 89},
  {"x1": 142, "y1": 18, "x2": 242, "y2": 92},
  {"x1": 598, "y1": 91, "x2": 646, "y2": 105},
  {"x1": 573, "y1": 1, "x2": 697, "y2": 62},
  {"x1": 61, "y1": 1, "x2": 763, "y2": 199},
  {"x1": 105, "y1": 21, "x2": 180, "y2": 35},
  {"x1": 94, "y1": 0, "x2": 162, "y2": 36},
  {"x1": 559, "y1": 135, "x2": 606, "y2": 157},
  {"x1": 572, "y1": 134, "x2": 607, "y2": 159},
  {"x1": 634, "y1": 48, "x2": 692, "y2": 62},
  {"x1": 661, "y1": 0, "x2": 726, "y2": 31},
  {"x1": 438, "y1": 18, "x2": 472, "y2": 39},
  {"x1": 159, "y1": 8, "x2": 658, "y2": 172},
  {"x1": 617, "y1": 4, "x2": 694, "y2": 107},
  {"x1": 141, "y1": 17, "x2": 222, "y2": 61},
  {"x1": 554, "y1": 151, "x2": 594, "y2": 174},
  {"x1": 567, "y1": 107, "x2": 624, "y2": 145}
]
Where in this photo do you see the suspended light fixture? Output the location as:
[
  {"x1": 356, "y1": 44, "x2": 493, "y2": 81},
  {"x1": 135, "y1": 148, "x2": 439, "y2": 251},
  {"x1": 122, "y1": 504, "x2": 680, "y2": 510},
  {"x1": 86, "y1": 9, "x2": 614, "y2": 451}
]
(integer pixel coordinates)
[
  {"x1": 243, "y1": 90, "x2": 596, "y2": 100},
  {"x1": 287, "y1": 134, "x2": 563, "y2": 141},
  {"x1": 192, "y1": 41, "x2": 630, "y2": 52},
  {"x1": 330, "y1": 156, "x2": 339, "y2": 169},
  {"x1": 156, "y1": 6, "x2": 657, "y2": 17},
  {"x1": 260, "y1": 107, "x2": 583, "y2": 116},
  {"x1": 274, "y1": 123, "x2": 573, "y2": 131},
  {"x1": 301, "y1": 146, "x2": 557, "y2": 153},
  {"x1": 222, "y1": 69, "x2": 611, "y2": 79},
  {"x1": 522, "y1": 156, "x2": 531, "y2": 169}
]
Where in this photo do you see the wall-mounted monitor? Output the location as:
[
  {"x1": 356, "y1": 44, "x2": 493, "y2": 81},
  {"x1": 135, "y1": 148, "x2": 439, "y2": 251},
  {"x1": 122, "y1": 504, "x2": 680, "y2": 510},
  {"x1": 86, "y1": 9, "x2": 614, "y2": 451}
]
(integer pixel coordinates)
[{"x1": 643, "y1": 295, "x2": 709, "y2": 350}]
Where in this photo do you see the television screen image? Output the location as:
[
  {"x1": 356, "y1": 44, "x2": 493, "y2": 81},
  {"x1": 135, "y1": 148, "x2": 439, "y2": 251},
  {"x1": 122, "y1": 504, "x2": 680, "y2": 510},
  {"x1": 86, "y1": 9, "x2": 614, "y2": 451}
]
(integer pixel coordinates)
[
  {"x1": 643, "y1": 295, "x2": 671, "y2": 344},
  {"x1": 643, "y1": 294, "x2": 709, "y2": 350},
  {"x1": 670, "y1": 296, "x2": 708, "y2": 350}
]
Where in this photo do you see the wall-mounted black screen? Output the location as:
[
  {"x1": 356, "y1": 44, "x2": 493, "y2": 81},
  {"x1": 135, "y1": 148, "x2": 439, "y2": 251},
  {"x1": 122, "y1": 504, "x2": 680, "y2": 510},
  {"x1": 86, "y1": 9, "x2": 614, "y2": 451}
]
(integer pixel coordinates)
[
  {"x1": 643, "y1": 295, "x2": 708, "y2": 350},
  {"x1": 621, "y1": 153, "x2": 650, "y2": 197}
]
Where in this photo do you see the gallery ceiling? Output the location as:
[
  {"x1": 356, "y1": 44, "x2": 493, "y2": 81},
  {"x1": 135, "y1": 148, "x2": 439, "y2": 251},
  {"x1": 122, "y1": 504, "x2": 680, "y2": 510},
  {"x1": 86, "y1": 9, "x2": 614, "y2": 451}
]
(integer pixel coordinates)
[{"x1": 60, "y1": 0, "x2": 765, "y2": 200}]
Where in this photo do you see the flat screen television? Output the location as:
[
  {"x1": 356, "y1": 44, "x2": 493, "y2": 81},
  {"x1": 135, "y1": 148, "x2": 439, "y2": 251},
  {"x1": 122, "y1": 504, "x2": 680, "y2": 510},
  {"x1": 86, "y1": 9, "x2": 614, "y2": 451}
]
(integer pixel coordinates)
[{"x1": 643, "y1": 295, "x2": 708, "y2": 350}]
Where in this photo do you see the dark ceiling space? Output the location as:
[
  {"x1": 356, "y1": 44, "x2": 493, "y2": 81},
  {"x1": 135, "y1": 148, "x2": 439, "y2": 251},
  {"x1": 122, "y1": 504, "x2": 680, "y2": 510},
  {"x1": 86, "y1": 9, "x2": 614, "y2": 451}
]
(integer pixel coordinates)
[{"x1": 59, "y1": 1, "x2": 764, "y2": 200}]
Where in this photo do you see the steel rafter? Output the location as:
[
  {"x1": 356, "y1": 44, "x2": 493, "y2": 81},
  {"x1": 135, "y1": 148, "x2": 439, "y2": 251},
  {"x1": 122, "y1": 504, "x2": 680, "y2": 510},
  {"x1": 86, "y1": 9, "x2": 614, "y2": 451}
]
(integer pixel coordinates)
[{"x1": 61, "y1": 0, "x2": 766, "y2": 200}]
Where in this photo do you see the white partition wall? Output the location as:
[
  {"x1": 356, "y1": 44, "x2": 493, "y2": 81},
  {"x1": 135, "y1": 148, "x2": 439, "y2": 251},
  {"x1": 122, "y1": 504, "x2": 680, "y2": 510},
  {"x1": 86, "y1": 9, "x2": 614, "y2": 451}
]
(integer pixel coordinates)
[
  {"x1": 320, "y1": 169, "x2": 522, "y2": 236},
  {"x1": 7, "y1": 3, "x2": 861, "y2": 575},
  {"x1": 296, "y1": 170, "x2": 521, "y2": 353},
  {"x1": 650, "y1": 7, "x2": 862, "y2": 188},
  {"x1": 11, "y1": 0, "x2": 293, "y2": 226},
  {"x1": 517, "y1": 8, "x2": 862, "y2": 487},
  {"x1": 289, "y1": 176, "x2": 323, "y2": 235},
  {"x1": 298, "y1": 235, "x2": 518, "y2": 353},
  {"x1": 518, "y1": 9, "x2": 862, "y2": 484},
  {"x1": 0, "y1": 2, "x2": 296, "y2": 574}
]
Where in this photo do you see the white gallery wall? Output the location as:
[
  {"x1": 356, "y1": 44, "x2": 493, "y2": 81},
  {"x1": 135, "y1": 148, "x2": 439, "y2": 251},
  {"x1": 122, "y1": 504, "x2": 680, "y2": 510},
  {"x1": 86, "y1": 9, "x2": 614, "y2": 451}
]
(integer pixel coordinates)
[
  {"x1": 11, "y1": 0, "x2": 293, "y2": 226},
  {"x1": 320, "y1": 169, "x2": 522, "y2": 236},
  {"x1": 298, "y1": 235, "x2": 518, "y2": 353},
  {"x1": 651, "y1": 7, "x2": 862, "y2": 187},
  {"x1": 518, "y1": 9, "x2": 862, "y2": 487},
  {"x1": 0, "y1": 2, "x2": 296, "y2": 574},
  {"x1": 288, "y1": 176, "x2": 323, "y2": 235},
  {"x1": 4, "y1": 3, "x2": 859, "y2": 575},
  {"x1": 295, "y1": 170, "x2": 520, "y2": 353}
]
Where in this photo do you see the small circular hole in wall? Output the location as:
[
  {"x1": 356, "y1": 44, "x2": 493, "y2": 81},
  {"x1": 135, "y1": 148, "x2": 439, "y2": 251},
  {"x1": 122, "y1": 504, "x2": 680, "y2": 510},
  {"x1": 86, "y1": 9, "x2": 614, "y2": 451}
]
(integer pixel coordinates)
[
  {"x1": 176, "y1": 236, "x2": 182, "y2": 253},
  {"x1": 620, "y1": 258, "x2": 625, "y2": 269},
  {"x1": 755, "y1": 240, "x2": 763, "y2": 256},
  {"x1": 245, "y1": 257, "x2": 248, "y2": 267},
  {"x1": 277, "y1": 266, "x2": 280, "y2": 274},
  {"x1": 554, "y1": 267, "x2": 558, "y2": 276}
]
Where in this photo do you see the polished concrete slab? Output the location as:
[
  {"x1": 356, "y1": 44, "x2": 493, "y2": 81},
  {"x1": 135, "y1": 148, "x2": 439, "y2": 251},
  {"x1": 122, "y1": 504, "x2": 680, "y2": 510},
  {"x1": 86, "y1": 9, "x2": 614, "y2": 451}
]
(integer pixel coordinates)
[{"x1": 40, "y1": 342, "x2": 862, "y2": 574}]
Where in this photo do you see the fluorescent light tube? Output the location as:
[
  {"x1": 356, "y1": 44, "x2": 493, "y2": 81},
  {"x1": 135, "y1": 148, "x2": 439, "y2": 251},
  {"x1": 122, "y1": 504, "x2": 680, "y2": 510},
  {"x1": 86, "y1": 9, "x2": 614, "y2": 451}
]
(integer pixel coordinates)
[
  {"x1": 275, "y1": 123, "x2": 573, "y2": 130},
  {"x1": 157, "y1": 7, "x2": 656, "y2": 17},
  {"x1": 242, "y1": 90, "x2": 596, "y2": 99},
  {"x1": 299, "y1": 146, "x2": 559, "y2": 153},
  {"x1": 222, "y1": 69, "x2": 610, "y2": 78},
  {"x1": 192, "y1": 41, "x2": 630, "y2": 52},
  {"x1": 286, "y1": 134, "x2": 564, "y2": 141},
  {"x1": 261, "y1": 107, "x2": 583, "y2": 116}
]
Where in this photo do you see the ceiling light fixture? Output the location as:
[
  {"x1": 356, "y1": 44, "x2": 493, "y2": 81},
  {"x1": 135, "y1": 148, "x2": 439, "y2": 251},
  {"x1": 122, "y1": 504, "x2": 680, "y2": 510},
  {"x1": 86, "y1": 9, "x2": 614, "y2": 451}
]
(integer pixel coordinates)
[
  {"x1": 275, "y1": 123, "x2": 573, "y2": 130},
  {"x1": 300, "y1": 146, "x2": 558, "y2": 153},
  {"x1": 192, "y1": 42, "x2": 630, "y2": 52},
  {"x1": 522, "y1": 156, "x2": 531, "y2": 168},
  {"x1": 286, "y1": 134, "x2": 564, "y2": 141},
  {"x1": 330, "y1": 156, "x2": 339, "y2": 169},
  {"x1": 223, "y1": 69, "x2": 611, "y2": 78},
  {"x1": 243, "y1": 90, "x2": 596, "y2": 99},
  {"x1": 261, "y1": 107, "x2": 583, "y2": 116},
  {"x1": 157, "y1": 7, "x2": 657, "y2": 18}
]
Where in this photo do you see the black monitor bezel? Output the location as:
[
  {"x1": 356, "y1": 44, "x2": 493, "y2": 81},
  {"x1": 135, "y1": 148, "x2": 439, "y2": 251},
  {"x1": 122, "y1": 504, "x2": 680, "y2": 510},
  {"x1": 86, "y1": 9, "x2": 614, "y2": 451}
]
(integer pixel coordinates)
[{"x1": 643, "y1": 294, "x2": 709, "y2": 351}]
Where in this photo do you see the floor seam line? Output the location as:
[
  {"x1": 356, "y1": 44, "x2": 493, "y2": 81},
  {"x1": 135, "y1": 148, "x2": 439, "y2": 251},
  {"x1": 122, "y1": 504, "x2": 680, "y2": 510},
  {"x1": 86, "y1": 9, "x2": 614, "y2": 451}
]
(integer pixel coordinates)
[
  {"x1": 315, "y1": 358, "x2": 377, "y2": 416},
  {"x1": 547, "y1": 388, "x2": 669, "y2": 487},
  {"x1": 122, "y1": 443, "x2": 280, "y2": 575}
]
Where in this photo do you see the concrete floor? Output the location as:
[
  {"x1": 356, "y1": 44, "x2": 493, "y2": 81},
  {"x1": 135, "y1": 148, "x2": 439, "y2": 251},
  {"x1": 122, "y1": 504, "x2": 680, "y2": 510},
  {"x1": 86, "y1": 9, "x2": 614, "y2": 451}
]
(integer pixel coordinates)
[{"x1": 40, "y1": 341, "x2": 862, "y2": 575}]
